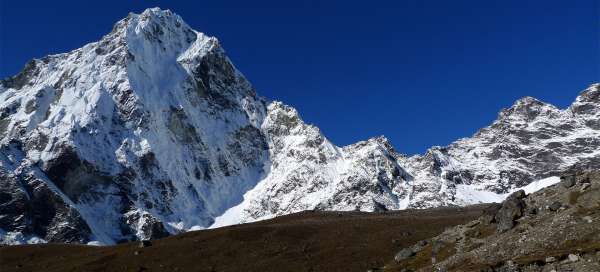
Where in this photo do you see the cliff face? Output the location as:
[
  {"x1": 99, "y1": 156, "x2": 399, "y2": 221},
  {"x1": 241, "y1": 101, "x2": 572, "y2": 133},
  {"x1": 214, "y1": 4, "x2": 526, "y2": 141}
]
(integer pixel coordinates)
[
  {"x1": 1, "y1": 8, "x2": 598, "y2": 245},
  {"x1": 0, "y1": 8, "x2": 269, "y2": 244}
]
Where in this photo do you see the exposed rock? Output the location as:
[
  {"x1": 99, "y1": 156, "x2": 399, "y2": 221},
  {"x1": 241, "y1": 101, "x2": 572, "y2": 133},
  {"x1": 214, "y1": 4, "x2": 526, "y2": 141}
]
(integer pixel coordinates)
[
  {"x1": 385, "y1": 172, "x2": 600, "y2": 272},
  {"x1": 567, "y1": 254, "x2": 579, "y2": 262},
  {"x1": 561, "y1": 176, "x2": 576, "y2": 188},
  {"x1": 465, "y1": 220, "x2": 480, "y2": 228},
  {"x1": 526, "y1": 206, "x2": 538, "y2": 215},
  {"x1": 138, "y1": 240, "x2": 152, "y2": 248},
  {"x1": 548, "y1": 202, "x2": 562, "y2": 211},
  {"x1": 394, "y1": 248, "x2": 415, "y2": 262},
  {"x1": 580, "y1": 183, "x2": 591, "y2": 191},
  {"x1": 495, "y1": 190, "x2": 526, "y2": 232},
  {"x1": 481, "y1": 203, "x2": 502, "y2": 224}
]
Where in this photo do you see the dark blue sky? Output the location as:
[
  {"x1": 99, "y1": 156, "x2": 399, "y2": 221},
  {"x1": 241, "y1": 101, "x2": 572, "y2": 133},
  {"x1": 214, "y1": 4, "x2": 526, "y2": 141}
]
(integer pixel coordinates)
[{"x1": 1, "y1": 1, "x2": 598, "y2": 154}]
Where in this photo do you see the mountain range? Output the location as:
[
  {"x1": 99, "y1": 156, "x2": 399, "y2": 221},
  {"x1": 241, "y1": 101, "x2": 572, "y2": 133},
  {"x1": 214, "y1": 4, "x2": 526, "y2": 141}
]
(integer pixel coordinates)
[{"x1": 1, "y1": 8, "x2": 598, "y2": 245}]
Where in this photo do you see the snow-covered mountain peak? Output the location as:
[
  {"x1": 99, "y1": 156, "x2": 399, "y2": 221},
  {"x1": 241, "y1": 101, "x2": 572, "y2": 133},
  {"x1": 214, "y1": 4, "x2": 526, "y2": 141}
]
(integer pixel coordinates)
[
  {"x1": 0, "y1": 8, "x2": 267, "y2": 244},
  {"x1": 1, "y1": 8, "x2": 598, "y2": 245},
  {"x1": 497, "y1": 96, "x2": 560, "y2": 122},
  {"x1": 115, "y1": 7, "x2": 196, "y2": 44},
  {"x1": 570, "y1": 84, "x2": 600, "y2": 119},
  {"x1": 265, "y1": 101, "x2": 305, "y2": 132}
]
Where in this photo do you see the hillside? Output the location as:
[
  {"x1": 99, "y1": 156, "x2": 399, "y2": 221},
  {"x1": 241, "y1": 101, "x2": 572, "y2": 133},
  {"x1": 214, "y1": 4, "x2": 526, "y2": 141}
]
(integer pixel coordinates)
[{"x1": 0, "y1": 205, "x2": 488, "y2": 272}]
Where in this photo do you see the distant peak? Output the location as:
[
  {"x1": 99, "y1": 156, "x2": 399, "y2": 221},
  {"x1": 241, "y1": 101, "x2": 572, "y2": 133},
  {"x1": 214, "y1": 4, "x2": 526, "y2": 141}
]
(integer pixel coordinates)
[
  {"x1": 141, "y1": 7, "x2": 170, "y2": 15},
  {"x1": 498, "y1": 96, "x2": 557, "y2": 120},
  {"x1": 513, "y1": 96, "x2": 543, "y2": 106},
  {"x1": 368, "y1": 135, "x2": 392, "y2": 146},
  {"x1": 569, "y1": 83, "x2": 600, "y2": 116},
  {"x1": 575, "y1": 83, "x2": 600, "y2": 103}
]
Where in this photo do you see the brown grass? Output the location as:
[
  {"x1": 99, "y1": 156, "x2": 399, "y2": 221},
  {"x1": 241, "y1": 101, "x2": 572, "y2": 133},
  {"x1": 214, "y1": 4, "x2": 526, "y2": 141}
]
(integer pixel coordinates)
[{"x1": 0, "y1": 205, "x2": 489, "y2": 272}]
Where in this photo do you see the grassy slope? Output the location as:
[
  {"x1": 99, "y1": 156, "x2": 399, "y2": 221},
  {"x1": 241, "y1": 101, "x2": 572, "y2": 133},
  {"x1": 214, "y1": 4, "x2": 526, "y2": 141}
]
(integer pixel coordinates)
[{"x1": 0, "y1": 206, "x2": 488, "y2": 272}]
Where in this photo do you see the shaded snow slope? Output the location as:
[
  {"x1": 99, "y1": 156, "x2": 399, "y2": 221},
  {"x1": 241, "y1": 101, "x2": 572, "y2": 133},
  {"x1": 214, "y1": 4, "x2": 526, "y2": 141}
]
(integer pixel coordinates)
[{"x1": 1, "y1": 8, "x2": 598, "y2": 244}]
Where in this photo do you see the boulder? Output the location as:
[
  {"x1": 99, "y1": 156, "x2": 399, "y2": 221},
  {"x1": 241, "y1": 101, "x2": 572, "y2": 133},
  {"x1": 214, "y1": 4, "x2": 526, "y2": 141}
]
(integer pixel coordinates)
[
  {"x1": 526, "y1": 206, "x2": 538, "y2": 215},
  {"x1": 495, "y1": 190, "x2": 526, "y2": 232},
  {"x1": 548, "y1": 202, "x2": 562, "y2": 212},
  {"x1": 412, "y1": 240, "x2": 428, "y2": 253},
  {"x1": 561, "y1": 175, "x2": 576, "y2": 188},
  {"x1": 394, "y1": 248, "x2": 415, "y2": 262},
  {"x1": 481, "y1": 203, "x2": 502, "y2": 224},
  {"x1": 567, "y1": 254, "x2": 579, "y2": 262}
]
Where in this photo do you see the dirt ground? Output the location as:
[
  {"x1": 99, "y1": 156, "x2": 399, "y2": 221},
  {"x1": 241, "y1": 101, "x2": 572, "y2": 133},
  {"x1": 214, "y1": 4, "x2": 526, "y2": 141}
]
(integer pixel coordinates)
[{"x1": 0, "y1": 205, "x2": 489, "y2": 272}]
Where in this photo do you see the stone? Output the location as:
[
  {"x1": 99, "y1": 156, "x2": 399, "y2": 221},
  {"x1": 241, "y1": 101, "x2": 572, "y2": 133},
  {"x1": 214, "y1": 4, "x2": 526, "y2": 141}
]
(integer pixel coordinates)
[
  {"x1": 138, "y1": 240, "x2": 152, "y2": 248},
  {"x1": 466, "y1": 220, "x2": 480, "y2": 228},
  {"x1": 412, "y1": 240, "x2": 428, "y2": 253},
  {"x1": 582, "y1": 216, "x2": 593, "y2": 223},
  {"x1": 561, "y1": 176, "x2": 576, "y2": 188},
  {"x1": 511, "y1": 190, "x2": 526, "y2": 199},
  {"x1": 125, "y1": 212, "x2": 170, "y2": 240},
  {"x1": 527, "y1": 206, "x2": 538, "y2": 215},
  {"x1": 481, "y1": 203, "x2": 502, "y2": 224},
  {"x1": 394, "y1": 248, "x2": 415, "y2": 262},
  {"x1": 495, "y1": 190, "x2": 526, "y2": 232},
  {"x1": 134, "y1": 250, "x2": 140, "y2": 255},
  {"x1": 580, "y1": 183, "x2": 591, "y2": 191},
  {"x1": 568, "y1": 254, "x2": 579, "y2": 262},
  {"x1": 548, "y1": 202, "x2": 562, "y2": 212}
]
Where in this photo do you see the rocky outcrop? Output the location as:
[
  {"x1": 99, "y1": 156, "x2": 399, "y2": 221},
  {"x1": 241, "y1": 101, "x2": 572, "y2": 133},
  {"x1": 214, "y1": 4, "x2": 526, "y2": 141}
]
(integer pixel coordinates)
[
  {"x1": 390, "y1": 172, "x2": 600, "y2": 272},
  {"x1": 494, "y1": 190, "x2": 525, "y2": 232},
  {"x1": 0, "y1": 142, "x2": 92, "y2": 244}
]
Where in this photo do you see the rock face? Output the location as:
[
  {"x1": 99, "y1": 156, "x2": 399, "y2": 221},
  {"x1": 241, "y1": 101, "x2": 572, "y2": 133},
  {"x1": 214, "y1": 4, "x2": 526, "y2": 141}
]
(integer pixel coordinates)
[
  {"x1": 221, "y1": 84, "x2": 600, "y2": 224},
  {"x1": 399, "y1": 90, "x2": 600, "y2": 209},
  {"x1": 494, "y1": 190, "x2": 525, "y2": 232},
  {"x1": 1, "y1": 7, "x2": 599, "y2": 244},
  {"x1": 391, "y1": 172, "x2": 600, "y2": 272},
  {"x1": 1, "y1": 8, "x2": 268, "y2": 244}
]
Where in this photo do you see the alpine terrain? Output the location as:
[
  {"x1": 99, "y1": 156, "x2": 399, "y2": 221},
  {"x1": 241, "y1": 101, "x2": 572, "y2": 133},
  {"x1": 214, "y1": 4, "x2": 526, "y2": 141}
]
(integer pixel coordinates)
[{"x1": 0, "y1": 8, "x2": 598, "y2": 245}]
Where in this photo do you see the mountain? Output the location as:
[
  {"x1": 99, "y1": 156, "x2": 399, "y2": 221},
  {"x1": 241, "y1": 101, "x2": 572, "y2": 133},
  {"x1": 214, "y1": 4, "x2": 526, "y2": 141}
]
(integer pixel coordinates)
[
  {"x1": 215, "y1": 85, "x2": 600, "y2": 225},
  {"x1": 1, "y1": 8, "x2": 269, "y2": 244},
  {"x1": 0, "y1": 8, "x2": 598, "y2": 245}
]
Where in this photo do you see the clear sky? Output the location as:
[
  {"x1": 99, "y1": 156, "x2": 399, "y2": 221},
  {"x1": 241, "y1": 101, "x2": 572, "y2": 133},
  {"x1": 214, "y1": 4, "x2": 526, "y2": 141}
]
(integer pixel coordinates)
[{"x1": 1, "y1": 1, "x2": 598, "y2": 154}]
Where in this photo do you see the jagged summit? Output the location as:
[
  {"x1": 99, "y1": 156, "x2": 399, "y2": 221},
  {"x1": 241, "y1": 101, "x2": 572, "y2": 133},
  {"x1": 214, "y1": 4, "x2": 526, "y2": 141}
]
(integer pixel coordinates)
[
  {"x1": 111, "y1": 8, "x2": 194, "y2": 38},
  {"x1": 1, "y1": 9, "x2": 598, "y2": 245},
  {"x1": 0, "y1": 8, "x2": 266, "y2": 244},
  {"x1": 570, "y1": 84, "x2": 600, "y2": 118},
  {"x1": 497, "y1": 96, "x2": 559, "y2": 122}
]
